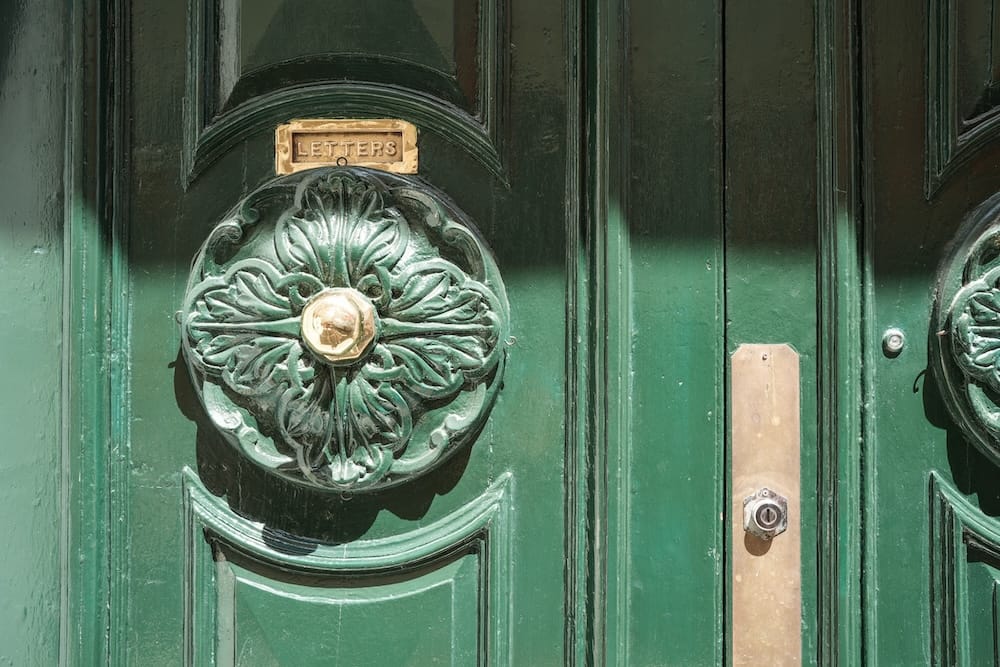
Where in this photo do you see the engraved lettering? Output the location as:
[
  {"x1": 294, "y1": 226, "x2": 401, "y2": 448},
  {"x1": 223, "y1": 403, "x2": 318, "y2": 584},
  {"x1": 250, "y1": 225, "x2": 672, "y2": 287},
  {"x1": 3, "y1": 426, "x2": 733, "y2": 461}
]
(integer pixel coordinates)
[{"x1": 276, "y1": 121, "x2": 416, "y2": 173}]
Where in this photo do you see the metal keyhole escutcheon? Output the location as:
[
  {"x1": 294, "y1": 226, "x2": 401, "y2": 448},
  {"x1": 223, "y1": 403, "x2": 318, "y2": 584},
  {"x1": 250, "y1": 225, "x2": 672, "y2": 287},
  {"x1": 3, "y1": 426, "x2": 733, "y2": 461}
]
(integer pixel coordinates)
[{"x1": 743, "y1": 487, "x2": 789, "y2": 540}]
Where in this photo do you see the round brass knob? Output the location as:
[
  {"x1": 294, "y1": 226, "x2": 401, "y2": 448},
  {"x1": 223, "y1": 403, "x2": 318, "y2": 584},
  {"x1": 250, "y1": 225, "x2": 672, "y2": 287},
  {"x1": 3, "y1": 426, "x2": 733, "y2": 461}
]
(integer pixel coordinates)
[{"x1": 300, "y1": 288, "x2": 378, "y2": 364}]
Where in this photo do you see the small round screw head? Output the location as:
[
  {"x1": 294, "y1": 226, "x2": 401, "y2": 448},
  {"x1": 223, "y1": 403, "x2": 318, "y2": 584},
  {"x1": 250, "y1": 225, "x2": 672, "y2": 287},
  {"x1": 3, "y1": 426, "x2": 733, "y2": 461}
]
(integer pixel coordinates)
[{"x1": 882, "y1": 328, "x2": 905, "y2": 357}]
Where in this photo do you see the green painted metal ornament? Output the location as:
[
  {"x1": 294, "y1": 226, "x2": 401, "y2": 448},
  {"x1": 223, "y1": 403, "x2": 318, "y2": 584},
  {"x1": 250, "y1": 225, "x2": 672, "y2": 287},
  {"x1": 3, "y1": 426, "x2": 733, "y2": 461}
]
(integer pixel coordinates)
[
  {"x1": 935, "y1": 193, "x2": 1000, "y2": 467},
  {"x1": 180, "y1": 167, "x2": 508, "y2": 491}
]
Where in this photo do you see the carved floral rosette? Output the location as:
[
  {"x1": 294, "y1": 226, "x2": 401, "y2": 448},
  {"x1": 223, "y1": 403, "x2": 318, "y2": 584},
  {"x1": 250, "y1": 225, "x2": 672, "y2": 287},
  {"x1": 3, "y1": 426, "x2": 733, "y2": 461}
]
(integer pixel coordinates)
[
  {"x1": 180, "y1": 167, "x2": 508, "y2": 491},
  {"x1": 935, "y1": 192, "x2": 1000, "y2": 466}
]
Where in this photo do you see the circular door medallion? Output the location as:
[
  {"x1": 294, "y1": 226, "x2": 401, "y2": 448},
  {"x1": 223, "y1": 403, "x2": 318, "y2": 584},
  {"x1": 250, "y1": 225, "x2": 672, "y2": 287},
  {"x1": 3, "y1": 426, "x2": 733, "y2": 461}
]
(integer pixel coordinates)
[
  {"x1": 934, "y1": 192, "x2": 1000, "y2": 467},
  {"x1": 179, "y1": 167, "x2": 508, "y2": 491}
]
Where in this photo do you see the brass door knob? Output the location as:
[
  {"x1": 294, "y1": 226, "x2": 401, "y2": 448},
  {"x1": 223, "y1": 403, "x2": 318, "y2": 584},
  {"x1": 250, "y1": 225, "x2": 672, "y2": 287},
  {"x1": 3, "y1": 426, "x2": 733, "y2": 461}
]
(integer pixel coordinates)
[{"x1": 300, "y1": 288, "x2": 378, "y2": 364}]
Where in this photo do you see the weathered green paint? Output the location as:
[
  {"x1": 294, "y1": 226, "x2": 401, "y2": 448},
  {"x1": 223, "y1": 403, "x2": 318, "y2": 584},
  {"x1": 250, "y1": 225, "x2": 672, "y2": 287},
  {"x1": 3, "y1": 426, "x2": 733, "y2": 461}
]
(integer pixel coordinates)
[
  {"x1": 20, "y1": 0, "x2": 985, "y2": 663},
  {"x1": 121, "y1": 1, "x2": 572, "y2": 664},
  {"x1": 862, "y1": 0, "x2": 1000, "y2": 663},
  {"x1": 0, "y1": 1, "x2": 68, "y2": 664}
]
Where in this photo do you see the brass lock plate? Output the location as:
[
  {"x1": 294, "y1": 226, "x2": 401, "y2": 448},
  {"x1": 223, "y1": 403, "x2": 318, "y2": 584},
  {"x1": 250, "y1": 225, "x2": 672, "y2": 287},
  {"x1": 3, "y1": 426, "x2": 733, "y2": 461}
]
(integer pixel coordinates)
[
  {"x1": 275, "y1": 119, "x2": 418, "y2": 175},
  {"x1": 731, "y1": 344, "x2": 801, "y2": 665}
]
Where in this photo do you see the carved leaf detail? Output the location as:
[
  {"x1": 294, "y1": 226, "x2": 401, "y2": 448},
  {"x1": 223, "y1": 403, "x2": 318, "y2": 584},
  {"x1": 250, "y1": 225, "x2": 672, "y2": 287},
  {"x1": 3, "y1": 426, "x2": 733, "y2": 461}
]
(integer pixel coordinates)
[
  {"x1": 185, "y1": 259, "x2": 325, "y2": 394},
  {"x1": 275, "y1": 174, "x2": 409, "y2": 290},
  {"x1": 205, "y1": 268, "x2": 288, "y2": 321},
  {"x1": 220, "y1": 337, "x2": 306, "y2": 396},
  {"x1": 953, "y1": 283, "x2": 1000, "y2": 392},
  {"x1": 347, "y1": 208, "x2": 409, "y2": 285},
  {"x1": 276, "y1": 211, "x2": 329, "y2": 280},
  {"x1": 345, "y1": 376, "x2": 413, "y2": 453},
  {"x1": 371, "y1": 260, "x2": 503, "y2": 400},
  {"x1": 181, "y1": 169, "x2": 507, "y2": 491},
  {"x1": 390, "y1": 260, "x2": 490, "y2": 322},
  {"x1": 276, "y1": 377, "x2": 333, "y2": 476}
]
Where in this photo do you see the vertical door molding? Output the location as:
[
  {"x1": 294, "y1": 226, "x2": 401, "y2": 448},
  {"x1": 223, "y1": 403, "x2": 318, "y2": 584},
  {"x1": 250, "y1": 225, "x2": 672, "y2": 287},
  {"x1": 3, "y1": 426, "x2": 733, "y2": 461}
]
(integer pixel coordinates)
[
  {"x1": 928, "y1": 472, "x2": 1000, "y2": 666},
  {"x1": 815, "y1": 0, "x2": 865, "y2": 661}
]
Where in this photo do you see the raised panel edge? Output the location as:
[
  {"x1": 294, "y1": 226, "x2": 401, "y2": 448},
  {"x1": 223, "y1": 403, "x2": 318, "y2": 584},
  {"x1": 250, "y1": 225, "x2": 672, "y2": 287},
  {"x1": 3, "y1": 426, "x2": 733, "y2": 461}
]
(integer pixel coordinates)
[
  {"x1": 929, "y1": 472, "x2": 1000, "y2": 666},
  {"x1": 62, "y1": 0, "x2": 117, "y2": 663},
  {"x1": 925, "y1": 0, "x2": 1000, "y2": 197},
  {"x1": 816, "y1": 0, "x2": 864, "y2": 660},
  {"x1": 182, "y1": 468, "x2": 513, "y2": 665},
  {"x1": 182, "y1": 0, "x2": 508, "y2": 184}
]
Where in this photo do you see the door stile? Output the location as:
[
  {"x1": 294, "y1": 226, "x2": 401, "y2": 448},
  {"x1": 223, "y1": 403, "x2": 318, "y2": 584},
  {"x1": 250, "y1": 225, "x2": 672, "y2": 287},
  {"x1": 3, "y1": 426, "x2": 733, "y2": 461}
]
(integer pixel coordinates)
[
  {"x1": 580, "y1": 0, "x2": 727, "y2": 664},
  {"x1": 620, "y1": 1, "x2": 727, "y2": 664},
  {"x1": 581, "y1": 0, "x2": 633, "y2": 663},
  {"x1": 564, "y1": 0, "x2": 589, "y2": 664},
  {"x1": 815, "y1": 0, "x2": 865, "y2": 662},
  {"x1": 724, "y1": 0, "x2": 821, "y2": 662},
  {"x1": 107, "y1": 0, "x2": 133, "y2": 664},
  {"x1": 62, "y1": 0, "x2": 114, "y2": 663},
  {"x1": 856, "y1": 2, "x2": 881, "y2": 662}
]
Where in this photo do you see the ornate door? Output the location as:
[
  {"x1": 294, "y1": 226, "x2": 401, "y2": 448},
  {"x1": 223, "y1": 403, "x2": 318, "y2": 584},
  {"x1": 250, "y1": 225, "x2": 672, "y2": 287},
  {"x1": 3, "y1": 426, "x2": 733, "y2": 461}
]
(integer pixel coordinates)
[
  {"x1": 23, "y1": 0, "x2": 1000, "y2": 662},
  {"x1": 122, "y1": 2, "x2": 573, "y2": 664},
  {"x1": 6, "y1": 0, "x2": 930, "y2": 662},
  {"x1": 860, "y1": 0, "x2": 1000, "y2": 663},
  {"x1": 89, "y1": 1, "x2": 728, "y2": 665}
]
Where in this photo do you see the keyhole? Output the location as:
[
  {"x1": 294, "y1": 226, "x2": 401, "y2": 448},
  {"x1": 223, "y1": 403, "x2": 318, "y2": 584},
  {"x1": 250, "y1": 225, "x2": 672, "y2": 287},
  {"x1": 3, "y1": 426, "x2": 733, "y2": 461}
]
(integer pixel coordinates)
[{"x1": 756, "y1": 503, "x2": 780, "y2": 529}]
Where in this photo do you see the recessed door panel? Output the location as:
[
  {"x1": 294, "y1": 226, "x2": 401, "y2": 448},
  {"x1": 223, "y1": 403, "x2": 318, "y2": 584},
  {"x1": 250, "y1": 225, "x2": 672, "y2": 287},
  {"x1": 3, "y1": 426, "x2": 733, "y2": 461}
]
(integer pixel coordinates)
[
  {"x1": 225, "y1": 558, "x2": 479, "y2": 667},
  {"x1": 186, "y1": 0, "x2": 506, "y2": 179},
  {"x1": 183, "y1": 470, "x2": 510, "y2": 665}
]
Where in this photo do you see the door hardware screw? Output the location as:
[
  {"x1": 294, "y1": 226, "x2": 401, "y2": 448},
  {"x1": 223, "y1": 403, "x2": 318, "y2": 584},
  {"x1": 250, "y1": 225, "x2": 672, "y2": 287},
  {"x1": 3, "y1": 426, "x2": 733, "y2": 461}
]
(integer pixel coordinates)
[{"x1": 882, "y1": 328, "x2": 906, "y2": 357}]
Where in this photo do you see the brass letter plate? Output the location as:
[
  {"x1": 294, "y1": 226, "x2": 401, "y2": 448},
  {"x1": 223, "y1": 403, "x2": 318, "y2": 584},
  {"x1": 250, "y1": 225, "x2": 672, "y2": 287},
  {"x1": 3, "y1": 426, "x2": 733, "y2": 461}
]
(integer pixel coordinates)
[
  {"x1": 731, "y1": 344, "x2": 801, "y2": 666},
  {"x1": 275, "y1": 119, "x2": 418, "y2": 175}
]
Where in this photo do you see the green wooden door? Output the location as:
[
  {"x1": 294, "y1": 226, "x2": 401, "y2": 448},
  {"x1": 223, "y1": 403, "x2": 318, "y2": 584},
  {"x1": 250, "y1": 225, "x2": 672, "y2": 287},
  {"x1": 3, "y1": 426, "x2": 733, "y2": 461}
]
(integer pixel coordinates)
[
  {"x1": 860, "y1": 0, "x2": 1000, "y2": 664},
  {"x1": 96, "y1": 1, "x2": 727, "y2": 665},
  {"x1": 7, "y1": 0, "x2": 910, "y2": 664},
  {"x1": 123, "y1": 2, "x2": 573, "y2": 664}
]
